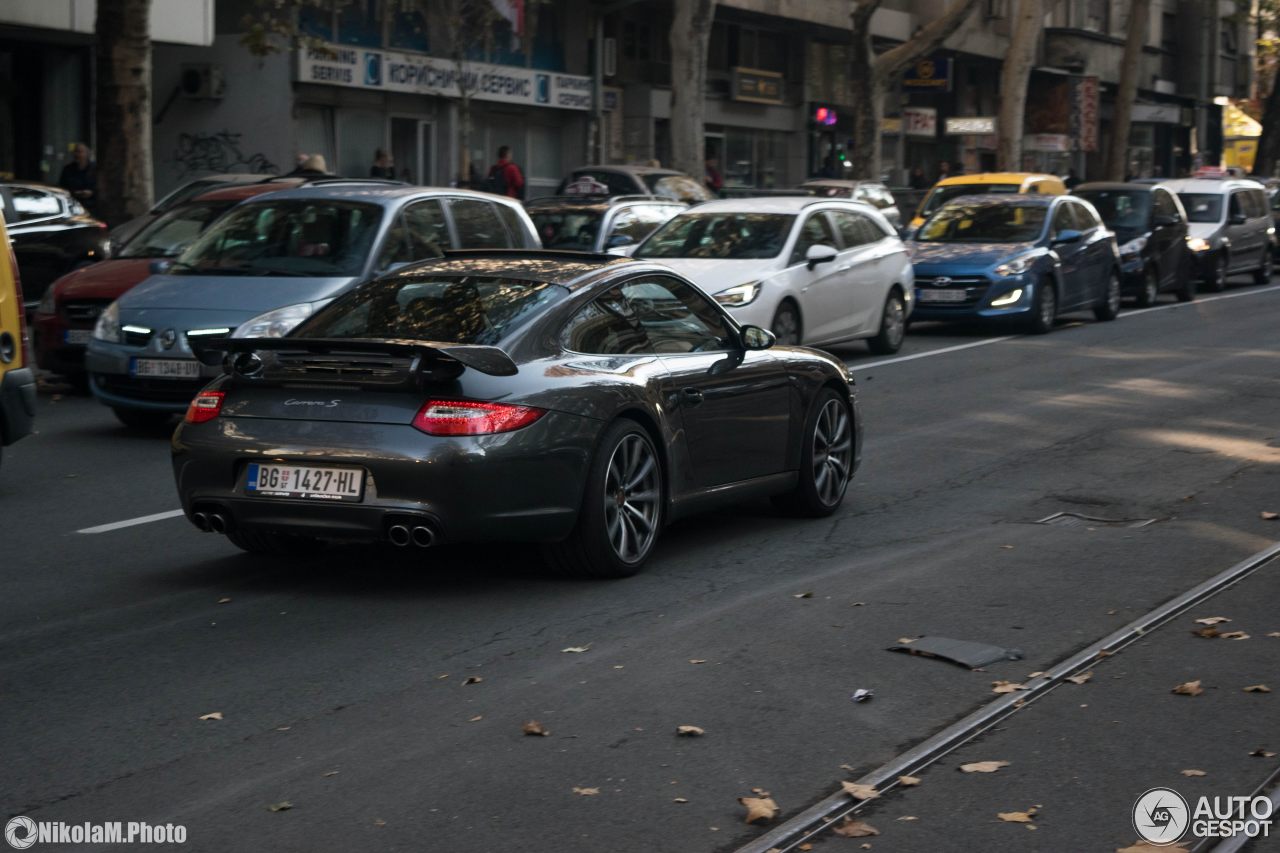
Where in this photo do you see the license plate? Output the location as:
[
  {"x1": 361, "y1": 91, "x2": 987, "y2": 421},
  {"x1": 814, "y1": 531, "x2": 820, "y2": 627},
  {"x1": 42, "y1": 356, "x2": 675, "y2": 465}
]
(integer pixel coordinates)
[
  {"x1": 64, "y1": 329, "x2": 93, "y2": 345},
  {"x1": 245, "y1": 462, "x2": 364, "y2": 502},
  {"x1": 917, "y1": 289, "x2": 969, "y2": 303},
  {"x1": 130, "y1": 358, "x2": 202, "y2": 379}
]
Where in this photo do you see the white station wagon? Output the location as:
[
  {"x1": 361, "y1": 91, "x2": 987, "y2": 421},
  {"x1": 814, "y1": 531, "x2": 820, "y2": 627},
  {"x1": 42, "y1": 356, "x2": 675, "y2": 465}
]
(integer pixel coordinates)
[{"x1": 630, "y1": 197, "x2": 914, "y2": 353}]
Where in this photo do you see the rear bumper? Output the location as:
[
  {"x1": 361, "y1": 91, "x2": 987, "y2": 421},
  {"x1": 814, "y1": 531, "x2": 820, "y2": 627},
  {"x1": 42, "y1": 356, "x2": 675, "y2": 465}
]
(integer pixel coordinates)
[
  {"x1": 33, "y1": 317, "x2": 89, "y2": 376},
  {"x1": 86, "y1": 340, "x2": 212, "y2": 412},
  {"x1": 0, "y1": 366, "x2": 37, "y2": 446}
]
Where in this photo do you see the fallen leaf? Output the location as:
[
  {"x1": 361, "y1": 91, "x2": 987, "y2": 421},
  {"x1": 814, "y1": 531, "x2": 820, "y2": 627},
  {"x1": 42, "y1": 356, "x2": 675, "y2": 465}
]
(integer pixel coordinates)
[
  {"x1": 1172, "y1": 680, "x2": 1204, "y2": 696},
  {"x1": 1219, "y1": 631, "x2": 1251, "y2": 640},
  {"x1": 217, "y1": 597, "x2": 231, "y2": 604},
  {"x1": 992, "y1": 680, "x2": 1027, "y2": 694},
  {"x1": 896, "y1": 636, "x2": 917, "y2": 644},
  {"x1": 897, "y1": 815, "x2": 919, "y2": 821},
  {"x1": 1268, "y1": 632, "x2": 1280, "y2": 638},
  {"x1": 1066, "y1": 671, "x2": 1093, "y2": 685},
  {"x1": 751, "y1": 787, "x2": 770, "y2": 796},
  {"x1": 1028, "y1": 671, "x2": 1046, "y2": 678},
  {"x1": 573, "y1": 787, "x2": 600, "y2": 796},
  {"x1": 851, "y1": 601, "x2": 865, "y2": 607},
  {"x1": 468, "y1": 715, "x2": 483, "y2": 722},
  {"x1": 1261, "y1": 511, "x2": 1279, "y2": 520},
  {"x1": 798, "y1": 845, "x2": 813, "y2": 852},
  {"x1": 839, "y1": 764, "x2": 856, "y2": 772},
  {"x1": 561, "y1": 645, "x2": 591, "y2": 654},
  {"x1": 1192, "y1": 626, "x2": 1221, "y2": 638},
  {"x1": 463, "y1": 676, "x2": 483, "y2": 685},
  {"x1": 1250, "y1": 748, "x2": 1277, "y2": 757},
  {"x1": 522, "y1": 720, "x2": 550, "y2": 737},
  {"x1": 841, "y1": 781, "x2": 879, "y2": 800},
  {"x1": 673, "y1": 797, "x2": 688, "y2": 803},
  {"x1": 898, "y1": 775, "x2": 921, "y2": 787},
  {"x1": 676, "y1": 725, "x2": 705, "y2": 737},
  {"x1": 275, "y1": 726, "x2": 290, "y2": 732},
  {"x1": 198, "y1": 712, "x2": 223, "y2": 721},
  {"x1": 1096, "y1": 649, "x2": 1113, "y2": 659},
  {"x1": 436, "y1": 674, "x2": 449, "y2": 680},
  {"x1": 1180, "y1": 769, "x2": 1206, "y2": 777},
  {"x1": 739, "y1": 796, "x2": 779, "y2": 823},
  {"x1": 960, "y1": 760, "x2": 1010, "y2": 773},
  {"x1": 832, "y1": 819, "x2": 879, "y2": 838},
  {"x1": 793, "y1": 592, "x2": 813, "y2": 599},
  {"x1": 689, "y1": 659, "x2": 707, "y2": 664},
  {"x1": 1244, "y1": 684, "x2": 1271, "y2": 693},
  {"x1": 373, "y1": 818, "x2": 386, "y2": 827},
  {"x1": 322, "y1": 770, "x2": 339, "y2": 777},
  {"x1": 997, "y1": 807, "x2": 1038, "y2": 823},
  {"x1": 267, "y1": 801, "x2": 293, "y2": 812},
  {"x1": 1195, "y1": 616, "x2": 1231, "y2": 625},
  {"x1": 1000, "y1": 544, "x2": 1014, "y2": 549}
]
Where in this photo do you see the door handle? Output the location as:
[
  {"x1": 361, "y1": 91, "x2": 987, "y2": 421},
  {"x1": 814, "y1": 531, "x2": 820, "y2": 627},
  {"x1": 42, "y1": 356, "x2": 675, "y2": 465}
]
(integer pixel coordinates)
[
  {"x1": 680, "y1": 387, "x2": 705, "y2": 406},
  {"x1": 837, "y1": 264, "x2": 852, "y2": 271}
]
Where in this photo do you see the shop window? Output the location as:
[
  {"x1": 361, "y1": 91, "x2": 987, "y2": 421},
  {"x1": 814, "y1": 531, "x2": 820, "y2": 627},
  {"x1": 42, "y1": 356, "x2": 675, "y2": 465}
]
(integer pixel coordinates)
[
  {"x1": 708, "y1": 23, "x2": 730, "y2": 72},
  {"x1": 622, "y1": 20, "x2": 653, "y2": 61},
  {"x1": 336, "y1": 109, "x2": 384, "y2": 177},
  {"x1": 337, "y1": 1, "x2": 380, "y2": 48},
  {"x1": 389, "y1": 7, "x2": 428, "y2": 52},
  {"x1": 527, "y1": 125, "x2": 562, "y2": 182},
  {"x1": 297, "y1": 106, "x2": 335, "y2": 169},
  {"x1": 298, "y1": 5, "x2": 334, "y2": 41},
  {"x1": 531, "y1": 5, "x2": 565, "y2": 70}
]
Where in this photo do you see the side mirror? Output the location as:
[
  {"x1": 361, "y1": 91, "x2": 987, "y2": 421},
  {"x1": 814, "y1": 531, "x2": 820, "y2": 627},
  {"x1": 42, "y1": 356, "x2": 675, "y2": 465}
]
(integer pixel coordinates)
[
  {"x1": 805, "y1": 243, "x2": 838, "y2": 270},
  {"x1": 740, "y1": 324, "x2": 776, "y2": 350},
  {"x1": 607, "y1": 244, "x2": 638, "y2": 257},
  {"x1": 1153, "y1": 214, "x2": 1180, "y2": 228},
  {"x1": 1230, "y1": 212, "x2": 1248, "y2": 225},
  {"x1": 606, "y1": 233, "x2": 636, "y2": 248},
  {"x1": 1052, "y1": 229, "x2": 1083, "y2": 245},
  {"x1": 149, "y1": 259, "x2": 173, "y2": 274}
]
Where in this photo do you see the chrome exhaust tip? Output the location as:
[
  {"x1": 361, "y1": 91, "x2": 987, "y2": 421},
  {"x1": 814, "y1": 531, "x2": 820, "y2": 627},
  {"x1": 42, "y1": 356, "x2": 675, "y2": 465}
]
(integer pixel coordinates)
[
  {"x1": 410, "y1": 525, "x2": 436, "y2": 548},
  {"x1": 388, "y1": 524, "x2": 411, "y2": 547},
  {"x1": 191, "y1": 511, "x2": 212, "y2": 532},
  {"x1": 209, "y1": 513, "x2": 228, "y2": 534}
]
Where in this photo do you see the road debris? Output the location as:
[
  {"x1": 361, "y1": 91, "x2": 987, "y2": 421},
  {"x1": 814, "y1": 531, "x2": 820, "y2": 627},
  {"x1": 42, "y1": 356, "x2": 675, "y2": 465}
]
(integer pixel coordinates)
[
  {"x1": 959, "y1": 760, "x2": 1009, "y2": 773},
  {"x1": 887, "y1": 636, "x2": 1023, "y2": 669},
  {"x1": 850, "y1": 689, "x2": 874, "y2": 703},
  {"x1": 1172, "y1": 680, "x2": 1204, "y2": 696}
]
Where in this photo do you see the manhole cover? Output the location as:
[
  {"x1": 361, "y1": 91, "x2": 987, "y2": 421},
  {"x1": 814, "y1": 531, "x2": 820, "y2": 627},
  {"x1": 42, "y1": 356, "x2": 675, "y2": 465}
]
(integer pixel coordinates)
[{"x1": 1036, "y1": 512, "x2": 1157, "y2": 529}]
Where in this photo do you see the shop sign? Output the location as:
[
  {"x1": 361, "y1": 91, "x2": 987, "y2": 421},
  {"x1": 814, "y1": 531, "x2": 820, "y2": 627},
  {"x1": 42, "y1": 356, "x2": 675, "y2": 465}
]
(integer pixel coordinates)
[
  {"x1": 904, "y1": 56, "x2": 951, "y2": 91},
  {"x1": 1132, "y1": 103, "x2": 1180, "y2": 124},
  {"x1": 945, "y1": 116, "x2": 996, "y2": 135},
  {"x1": 1073, "y1": 76, "x2": 1099, "y2": 152},
  {"x1": 296, "y1": 43, "x2": 593, "y2": 111},
  {"x1": 731, "y1": 67, "x2": 785, "y2": 105},
  {"x1": 882, "y1": 117, "x2": 902, "y2": 134},
  {"x1": 1026, "y1": 133, "x2": 1071, "y2": 152},
  {"x1": 903, "y1": 107, "x2": 937, "y2": 138}
]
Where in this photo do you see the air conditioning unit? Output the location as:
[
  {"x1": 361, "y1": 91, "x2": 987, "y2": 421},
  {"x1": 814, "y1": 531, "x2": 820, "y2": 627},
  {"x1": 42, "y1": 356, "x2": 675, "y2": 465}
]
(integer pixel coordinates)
[
  {"x1": 180, "y1": 64, "x2": 225, "y2": 100},
  {"x1": 603, "y1": 37, "x2": 617, "y2": 78}
]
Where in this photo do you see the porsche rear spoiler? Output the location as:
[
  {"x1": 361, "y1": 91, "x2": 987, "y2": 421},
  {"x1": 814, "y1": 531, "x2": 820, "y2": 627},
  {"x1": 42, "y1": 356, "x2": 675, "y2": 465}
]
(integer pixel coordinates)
[{"x1": 190, "y1": 336, "x2": 519, "y2": 377}]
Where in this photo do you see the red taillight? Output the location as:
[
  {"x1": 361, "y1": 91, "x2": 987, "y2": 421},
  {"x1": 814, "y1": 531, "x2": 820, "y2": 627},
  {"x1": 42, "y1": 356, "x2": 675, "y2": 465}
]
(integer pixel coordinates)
[
  {"x1": 412, "y1": 399, "x2": 545, "y2": 436},
  {"x1": 185, "y1": 390, "x2": 225, "y2": 424}
]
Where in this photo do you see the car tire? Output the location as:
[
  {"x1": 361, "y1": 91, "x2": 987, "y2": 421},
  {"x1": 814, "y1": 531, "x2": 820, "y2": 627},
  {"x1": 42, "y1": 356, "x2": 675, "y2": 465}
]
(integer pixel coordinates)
[
  {"x1": 112, "y1": 407, "x2": 174, "y2": 430},
  {"x1": 1026, "y1": 280, "x2": 1057, "y2": 334},
  {"x1": 773, "y1": 387, "x2": 854, "y2": 517},
  {"x1": 770, "y1": 300, "x2": 802, "y2": 346},
  {"x1": 544, "y1": 420, "x2": 663, "y2": 579},
  {"x1": 1094, "y1": 270, "x2": 1121, "y2": 322},
  {"x1": 227, "y1": 528, "x2": 321, "y2": 556},
  {"x1": 1203, "y1": 253, "x2": 1227, "y2": 292},
  {"x1": 1253, "y1": 249, "x2": 1272, "y2": 285},
  {"x1": 1135, "y1": 266, "x2": 1159, "y2": 307},
  {"x1": 866, "y1": 290, "x2": 907, "y2": 354}
]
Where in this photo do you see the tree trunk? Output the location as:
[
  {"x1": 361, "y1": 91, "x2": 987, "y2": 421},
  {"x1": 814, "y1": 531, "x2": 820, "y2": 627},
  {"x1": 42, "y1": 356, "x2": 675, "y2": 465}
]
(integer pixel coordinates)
[
  {"x1": 1106, "y1": 0, "x2": 1151, "y2": 179},
  {"x1": 996, "y1": 0, "x2": 1044, "y2": 171},
  {"x1": 95, "y1": 0, "x2": 153, "y2": 226},
  {"x1": 668, "y1": 0, "x2": 717, "y2": 178},
  {"x1": 1255, "y1": 43, "x2": 1280, "y2": 176}
]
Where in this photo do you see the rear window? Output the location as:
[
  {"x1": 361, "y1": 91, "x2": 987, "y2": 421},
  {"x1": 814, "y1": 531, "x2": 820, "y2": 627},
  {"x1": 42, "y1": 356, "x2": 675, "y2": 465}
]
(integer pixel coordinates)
[
  {"x1": 1177, "y1": 193, "x2": 1223, "y2": 223},
  {"x1": 529, "y1": 209, "x2": 604, "y2": 250},
  {"x1": 921, "y1": 183, "x2": 1020, "y2": 216},
  {"x1": 645, "y1": 175, "x2": 714, "y2": 203},
  {"x1": 292, "y1": 275, "x2": 566, "y2": 346}
]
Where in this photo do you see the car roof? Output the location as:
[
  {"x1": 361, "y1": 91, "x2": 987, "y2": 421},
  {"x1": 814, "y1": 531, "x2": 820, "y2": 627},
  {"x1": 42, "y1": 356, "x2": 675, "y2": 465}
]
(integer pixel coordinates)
[
  {"x1": 936, "y1": 172, "x2": 1060, "y2": 186},
  {"x1": 1159, "y1": 178, "x2": 1267, "y2": 193},
  {"x1": 193, "y1": 179, "x2": 307, "y2": 202},
  {"x1": 226, "y1": 184, "x2": 521, "y2": 207},
  {"x1": 943, "y1": 193, "x2": 1057, "y2": 207},
  {"x1": 397, "y1": 250, "x2": 638, "y2": 289},
  {"x1": 800, "y1": 179, "x2": 882, "y2": 188},
  {"x1": 1075, "y1": 182, "x2": 1158, "y2": 193},
  {"x1": 525, "y1": 195, "x2": 676, "y2": 212},
  {"x1": 0, "y1": 181, "x2": 74, "y2": 196},
  {"x1": 667, "y1": 196, "x2": 877, "y2": 214},
  {"x1": 570, "y1": 165, "x2": 684, "y2": 177}
]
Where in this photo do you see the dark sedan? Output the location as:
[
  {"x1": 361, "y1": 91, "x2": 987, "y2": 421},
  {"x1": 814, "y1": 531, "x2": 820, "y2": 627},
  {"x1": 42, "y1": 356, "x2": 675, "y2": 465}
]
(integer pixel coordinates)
[
  {"x1": 908, "y1": 194, "x2": 1121, "y2": 334},
  {"x1": 1075, "y1": 182, "x2": 1194, "y2": 305},
  {"x1": 173, "y1": 251, "x2": 860, "y2": 577},
  {"x1": 1, "y1": 183, "x2": 109, "y2": 308}
]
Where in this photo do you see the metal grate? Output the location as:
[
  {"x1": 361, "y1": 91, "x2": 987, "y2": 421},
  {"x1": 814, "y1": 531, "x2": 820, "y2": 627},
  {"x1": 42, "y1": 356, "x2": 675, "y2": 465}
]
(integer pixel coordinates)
[{"x1": 1036, "y1": 512, "x2": 1158, "y2": 529}]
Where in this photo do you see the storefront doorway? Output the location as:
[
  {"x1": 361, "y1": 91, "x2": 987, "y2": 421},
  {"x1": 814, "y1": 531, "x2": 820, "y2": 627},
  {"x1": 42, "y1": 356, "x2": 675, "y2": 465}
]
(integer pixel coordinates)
[{"x1": 390, "y1": 117, "x2": 433, "y2": 186}]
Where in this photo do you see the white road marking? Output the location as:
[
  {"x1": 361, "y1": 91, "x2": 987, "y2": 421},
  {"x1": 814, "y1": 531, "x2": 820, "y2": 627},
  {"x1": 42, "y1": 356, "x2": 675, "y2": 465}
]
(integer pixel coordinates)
[
  {"x1": 1118, "y1": 281, "x2": 1280, "y2": 317},
  {"x1": 77, "y1": 509, "x2": 186, "y2": 535},
  {"x1": 855, "y1": 336, "x2": 1019, "y2": 371}
]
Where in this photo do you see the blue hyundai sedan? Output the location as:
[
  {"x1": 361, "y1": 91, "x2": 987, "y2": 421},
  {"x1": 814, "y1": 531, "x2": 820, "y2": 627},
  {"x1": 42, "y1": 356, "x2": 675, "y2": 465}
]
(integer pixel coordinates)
[{"x1": 908, "y1": 194, "x2": 1121, "y2": 333}]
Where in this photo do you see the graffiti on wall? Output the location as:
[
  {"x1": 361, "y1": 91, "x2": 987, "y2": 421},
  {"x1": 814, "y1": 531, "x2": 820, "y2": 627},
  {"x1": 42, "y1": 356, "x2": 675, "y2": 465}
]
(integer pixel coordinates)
[{"x1": 172, "y1": 131, "x2": 277, "y2": 178}]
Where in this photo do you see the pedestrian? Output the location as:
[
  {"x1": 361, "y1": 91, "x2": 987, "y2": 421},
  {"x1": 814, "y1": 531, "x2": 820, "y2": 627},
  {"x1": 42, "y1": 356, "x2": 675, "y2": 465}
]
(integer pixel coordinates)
[
  {"x1": 909, "y1": 166, "x2": 928, "y2": 189},
  {"x1": 59, "y1": 143, "x2": 97, "y2": 210},
  {"x1": 704, "y1": 156, "x2": 724, "y2": 195},
  {"x1": 370, "y1": 149, "x2": 396, "y2": 179},
  {"x1": 937, "y1": 160, "x2": 954, "y2": 181},
  {"x1": 485, "y1": 146, "x2": 525, "y2": 199},
  {"x1": 1064, "y1": 168, "x2": 1080, "y2": 190},
  {"x1": 288, "y1": 154, "x2": 331, "y2": 177}
]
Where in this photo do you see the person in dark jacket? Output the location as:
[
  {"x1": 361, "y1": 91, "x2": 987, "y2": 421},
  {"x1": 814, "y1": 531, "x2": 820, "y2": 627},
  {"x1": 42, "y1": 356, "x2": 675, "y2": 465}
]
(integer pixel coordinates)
[
  {"x1": 370, "y1": 149, "x2": 396, "y2": 179},
  {"x1": 59, "y1": 143, "x2": 97, "y2": 209},
  {"x1": 486, "y1": 146, "x2": 525, "y2": 199}
]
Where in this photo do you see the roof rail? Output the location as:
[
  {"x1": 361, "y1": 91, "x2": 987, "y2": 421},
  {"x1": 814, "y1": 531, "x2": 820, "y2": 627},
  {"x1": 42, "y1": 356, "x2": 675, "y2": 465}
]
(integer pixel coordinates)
[
  {"x1": 440, "y1": 248, "x2": 626, "y2": 264},
  {"x1": 294, "y1": 177, "x2": 410, "y2": 187}
]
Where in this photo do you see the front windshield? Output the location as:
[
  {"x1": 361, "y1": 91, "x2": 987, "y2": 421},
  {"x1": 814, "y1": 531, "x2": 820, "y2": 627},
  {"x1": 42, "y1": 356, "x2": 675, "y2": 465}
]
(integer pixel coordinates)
[
  {"x1": 118, "y1": 202, "x2": 230, "y2": 258},
  {"x1": 1177, "y1": 193, "x2": 1223, "y2": 223},
  {"x1": 529, "y1": 209, "x2": 604, "y2": 250},
  {"x1": 916, "y1": 202, "x2": 1049, "y2": 243},
  {"x1": 921, "y1": 183, "x2": 1020, "y2": 216},
  {"x1": 173, "y1": 200, "x2": 382, "y2": 277},
  {"x1": 1076, "y1": 190, "x2": 1151, "y2": 239},
  {"x1": 635, "y1": 212, "x2": 796, "y2": 259},
  {"x1": 291, "y1": 275, "x2": 566, "y2": 346}
]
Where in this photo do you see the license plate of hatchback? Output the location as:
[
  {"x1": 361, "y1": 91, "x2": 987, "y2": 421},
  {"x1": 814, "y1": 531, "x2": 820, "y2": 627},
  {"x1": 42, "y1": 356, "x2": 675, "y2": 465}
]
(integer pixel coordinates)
[
  {"x1": 130, "y1": 358, "x2": 202, "y2": 379},
  {"x1": 917, "y1": 289, "x2": 968, "y2": 303},
  {"x1": 64, "y1": 329, "x2": 93, "y2": 345},
  {"x1": 245, "y1": 463, "x2": 364, "y2": 502}
]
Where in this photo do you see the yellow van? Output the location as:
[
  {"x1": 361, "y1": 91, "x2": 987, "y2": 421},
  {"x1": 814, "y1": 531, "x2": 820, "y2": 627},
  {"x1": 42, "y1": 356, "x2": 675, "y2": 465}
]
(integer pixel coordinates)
[
  {"x1": 1, "y1": 211, "x2": 36, "y2": 470},
  {"x1": 912, "y1": 172, "x2": 1068, "y2": 229}
]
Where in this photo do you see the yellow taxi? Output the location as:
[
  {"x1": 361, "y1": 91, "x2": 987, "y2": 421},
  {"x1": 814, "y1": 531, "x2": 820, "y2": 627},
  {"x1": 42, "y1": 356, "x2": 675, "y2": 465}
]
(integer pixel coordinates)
[
  {"x1": 1, "y1": 211, "x2": 36, "y2": 470},
  {"x1": 911, "y1": 172, "x2": 1068, "y2": 230}
]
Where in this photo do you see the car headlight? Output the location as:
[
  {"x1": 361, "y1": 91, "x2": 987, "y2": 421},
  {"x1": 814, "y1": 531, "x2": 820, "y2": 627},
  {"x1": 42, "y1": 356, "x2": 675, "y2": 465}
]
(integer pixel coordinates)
[
  {"x1": 93, "y1": 301, "x2": 121, "y2": 343},
  {"x1": 1187, "y1": 237, "x2": 1211, "y2": 253},
  {"x1": 713, "y1": 281, "x2": 762, "y2": 306},
  {"x1": 994, "y1": 255, "x2": 1036, "y2": 277},
  {"x1": 990, "y1": 288, "x2": 1024, "y2": 307},
  {"x1": 1119, "y1": 236, "x2": 1148, "y2": 257},
  {"x1": 232, "y1": 302, "x2": 315, "y2": 339},
  {"x1": 37, "y1": 287, "x2": 57, "y2": 316}
]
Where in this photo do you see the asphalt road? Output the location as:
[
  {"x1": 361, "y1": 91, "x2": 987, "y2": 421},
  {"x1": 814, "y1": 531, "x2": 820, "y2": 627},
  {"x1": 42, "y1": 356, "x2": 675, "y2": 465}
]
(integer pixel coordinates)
[{"x1": 3, "y1": 279, "x2": 1280, "y2": 852}]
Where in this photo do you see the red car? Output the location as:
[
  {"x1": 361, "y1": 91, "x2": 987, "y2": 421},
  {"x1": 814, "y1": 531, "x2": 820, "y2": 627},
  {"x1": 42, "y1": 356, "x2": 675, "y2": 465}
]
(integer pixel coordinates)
[{"x1": 33, "y1": 180, "x2": 304, "y2": 383}]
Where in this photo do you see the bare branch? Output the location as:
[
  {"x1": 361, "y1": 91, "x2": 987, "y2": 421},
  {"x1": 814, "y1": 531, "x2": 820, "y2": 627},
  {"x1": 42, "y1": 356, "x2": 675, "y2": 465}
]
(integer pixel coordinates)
[{"x1": 873, "y1": 0, "x2": 983, "y2": 82}]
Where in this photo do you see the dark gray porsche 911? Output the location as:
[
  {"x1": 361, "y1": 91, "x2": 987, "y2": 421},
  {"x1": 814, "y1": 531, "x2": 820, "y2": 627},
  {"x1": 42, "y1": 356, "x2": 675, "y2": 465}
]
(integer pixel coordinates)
[{"x1": 172, "y1": 250, "x2": 861, "y2": 577}]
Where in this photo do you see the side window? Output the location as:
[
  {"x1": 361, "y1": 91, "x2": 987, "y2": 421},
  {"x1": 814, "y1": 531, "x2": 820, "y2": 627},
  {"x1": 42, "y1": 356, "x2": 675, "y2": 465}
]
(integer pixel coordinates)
[
  {"x1": 404, "y1": 200, "x2": 450, "y2": 258},
  {"x1": 560, "y1": 287, "x2": 654, "y2": 355},
  {"x1": 1072, "y1": 201, "x2": 1100, "y2": 230},
  {"x1": 1051, "y1": 203, "x2": 1076, "y2": 236},
  {"x1": 1251, "y1": 190, "x2": 1268, "y2": 219},
  {"x1": 608, "y1": 206, "x2": 662, "y2": 245},
  {"x1": 11, "y1": 188, "x2": 62, "y2": 221},
  {"x1": 374, "y1": 213, "x2": 414, "y2": 271},
  {"x1": 831, "y1": 210, "x2": 875, "y2": 248},
  {"x1": 1152, "y1": 190, "x2": 1176, "y2": 220},
  {"x1": 494, "y1": 203, "x2": 531, "y2": 247},
  {"x1": 789, "y1": 212, "x2": 838, "y2": 265},
  {"x1": 447, "y1": 198, "x2": 510, "y2": 249},
  {"x1": 1228, "y1": 192, "x2": 1244, "y2": 221},
  {"x1": 617, "y1": 276, "x2": 734, "y2": 354}
]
